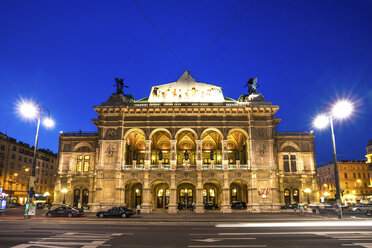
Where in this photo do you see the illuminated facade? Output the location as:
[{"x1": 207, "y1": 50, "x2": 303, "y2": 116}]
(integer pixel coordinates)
[
  {"x1": 54, "y1": 71, "x2": 318, "y2": 212},
  {"x1": 0, "y1": 132, "x2": 58, "y2": 204},
  {"x1": 317, "y1": 161, "x2": 372, "y2": 203}
]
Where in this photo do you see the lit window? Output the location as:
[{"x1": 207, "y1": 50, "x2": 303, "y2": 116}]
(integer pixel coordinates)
[
  {"x1": 84, "y1": 155, "x2": 90, "y2": 160},
  {"x1": 83, "y1": 161, "x2": 89, "y2": 172},
  {"x1": 76, "y1": 155, "x2": 82, "y2": 172}
]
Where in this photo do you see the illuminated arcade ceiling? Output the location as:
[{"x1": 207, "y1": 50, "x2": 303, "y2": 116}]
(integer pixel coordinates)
[{"x1": 148, "y1": 71, "x2": 225, "y2": 103}]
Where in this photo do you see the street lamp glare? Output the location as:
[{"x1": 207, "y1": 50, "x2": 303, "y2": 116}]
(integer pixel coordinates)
[
  {"x1": 313, "y1": 114, "x2": 329, "y2": 129},
  {"x1": 43, "y1": 117, "x2": 55, "y2": 128},
  {"x1": 332, "y1": 100, "x2": 353, "y2": 119},
  {"x1": 18, "y1": 100, "x2": 38, "y2": 120}
]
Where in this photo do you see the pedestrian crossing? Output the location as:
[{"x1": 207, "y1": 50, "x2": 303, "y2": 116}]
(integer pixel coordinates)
[
  {"x1": 189, "y1": 231, "x2": 372, "y2": 248},
  {"x1": 11, "y1": 232, "x2": 128, "y2": 248}
]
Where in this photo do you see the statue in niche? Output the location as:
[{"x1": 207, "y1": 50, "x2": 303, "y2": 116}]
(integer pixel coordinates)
[
  {"x1": 184, "y1": 150, "x2": 189, "y2": 161},
  {"x1": 235, "y1": 150, "x2": 240, "y2": 160},
  {"x1": 158, "y1": 151, "x2": 163, "y2": 161},
  {"x1": 133, "y1": 150, "x2": 137, "y2": 160},
  {"x1": 210, "y1": 150, "x2": 214, "y2": 161}
]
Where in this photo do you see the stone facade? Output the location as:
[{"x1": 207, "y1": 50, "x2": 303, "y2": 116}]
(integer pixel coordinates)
[{"x1": 55, "y1": 72, "x2": 318, "y2": 212}]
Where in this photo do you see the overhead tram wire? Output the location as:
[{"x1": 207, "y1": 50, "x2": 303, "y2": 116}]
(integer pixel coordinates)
[
  {"x1": 191, "y1": 0, "x2": 251, "y2": 70},
  {"x1": 133, "y1": 0, "x2": 188, "y2": 71}
]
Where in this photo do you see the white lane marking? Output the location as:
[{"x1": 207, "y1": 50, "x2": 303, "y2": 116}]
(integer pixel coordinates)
[
  {"x1": 190, "y1": 231, "x2": 372, "y2": 236},
  {"x1": 216, "y1": 221, "x2": 372, "y2": 228},
  {"x1": 192, "y1": 238, "x2": 256, "y2": 242},
  {"x1": 189, "y1": 245, "x2": 266, "y2": 248},
  {"x1": 29, "y1": 241, "x2": 102, "y2": 245},
  {"x1": 343, "y1": 244, "x2": 372, "y2": 248},
  {"x1": 11, "y1": 244, "x2": 69, "y2": 248}
]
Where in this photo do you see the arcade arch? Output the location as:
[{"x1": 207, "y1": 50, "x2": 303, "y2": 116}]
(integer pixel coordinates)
[
  {"x1": 201, "y1": 129, "x2": 222, "y2": 165},
  {"x1": 227, "y1": 129, "x2": 248, "y2": 165},
  {"x1": 124, "y1": 129, "x2": 146, "y2": 165}
]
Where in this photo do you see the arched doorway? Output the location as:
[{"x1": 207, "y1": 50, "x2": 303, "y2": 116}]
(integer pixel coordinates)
[
  {"x1": 284, "y1": 189, "x2": 291, "y2": 205},
  {"x1": 125, "y1": 181, "x2": 143, "y2": 208},
  {"x1": 230, "y1": 181, "x2": 248, "y2": 203},
  {"x1": 176, "y1": 130, "x2": 196, "y2": 165},
  {"x1": 151, "y1": 130, "x2": 171, "y2": 165},
  {"x1": 125, "y1": 130, "x2": 146, "y2": 165},
  {"x1": 151, "y1": 181, "x2": 169, "y2": 209},
  {"x1": 202, "y1": 130, "x2": 222, "y2": 165},
  {"x1": 203, "y1": 181, "x2": 221, "y2": 204},
  {"x1": 177, "y1": 182, "x2": 195, "y2": 208},
  {"x1": 82, "y1": 189, "x2": 89, "y2": 207},
  {"x1": 292, "y1": 189, "x2": 299, "y2": 203},
  {"x1": 73, "y1": 189, "x2": 80, "y2": 207},
  {"x1": 227, "y1": 130, "x2": 248, "y2": 165}
]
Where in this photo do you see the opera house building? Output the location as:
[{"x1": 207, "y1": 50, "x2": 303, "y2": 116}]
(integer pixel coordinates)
[{"x1": 54, "y1": 71, "x2": 318, "y2": 213}]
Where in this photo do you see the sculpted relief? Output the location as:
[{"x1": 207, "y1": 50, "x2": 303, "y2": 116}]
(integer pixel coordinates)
[
  {"x1": 105, "y1": 128, "x2": 118, "y2": 140},
  {"x1": 104, "y1": 143, "x2": 118, "y2": 163}
]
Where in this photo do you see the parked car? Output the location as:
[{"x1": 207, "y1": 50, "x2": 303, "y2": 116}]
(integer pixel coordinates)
[
  {"x1": 204, "y1": 202, "x2": 219, "y2": 210},
  {"x1": 280, "y1": 204, "x2": 298, "y2": 210},
  {"x1": 351, "y1": 204, "x2": 372, "y2": 213},
  {"x1": 231, "y1": 201, "x2": 247, "y2": 210},
  {"x1": 96, "y1": 207, "x2": 134, "y2": 218},
  {"x1": 46, "y1": 206, "x2": 83, "y2": 217}
]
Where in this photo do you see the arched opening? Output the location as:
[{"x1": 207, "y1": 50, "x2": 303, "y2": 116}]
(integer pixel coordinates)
[
  {"x1": 176, "y1": 130, "x2": 196, "y2": 165},
  {"x1": 230, "y1": 181, "x2": 248, "y2": 203},
  {"x1": 227, "y1": 130, "x2": 248, "y2": 165},
  {"x1": 203, "y1": 181, "x2": 221, "y2": 205},
  {"x1": 125, "y1": 181, "x2": 143, "y2": 209},
  {"x1": 151, "y1": 181, "x2": 169, "y2": 209},
  {"x1": 292, "y1": 189, "x2": 299, "y2": 204},
  {"x1": 284, "y1": 189, "x2": 291, "y2": 205},
  {"x1": 73, "y1": 189, "x2": 80, "y2": 207},
  {"x1": 177, "y1": 182, "x2": 195, "y2": 209},
  {"x1": 82, "y1": 189, "x2": 89, "y2": 207},
  {"x1": 151, "y1": 130, "x2": 171, "y2": 165},
  {"x1": 202, "y1": 130, "x2": 222, "y2": 165},
  {"x1": 125, "y1": 130, "x2": 146, "y2": 165}
]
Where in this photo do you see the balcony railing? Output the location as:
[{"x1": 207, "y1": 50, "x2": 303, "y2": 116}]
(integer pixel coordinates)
[{"x1": 122, "y1": 164, "x2": 249, "y2": 171}]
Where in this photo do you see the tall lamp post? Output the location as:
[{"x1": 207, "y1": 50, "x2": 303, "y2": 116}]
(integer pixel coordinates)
[
  {"x1": 18, "y1": 99, "x2": 54, "y2": 217},
  {"x1": 313, "y1": 100, "x2": 353, "y2": 219}
]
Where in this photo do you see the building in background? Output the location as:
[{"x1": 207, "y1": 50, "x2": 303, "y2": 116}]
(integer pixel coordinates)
[
  {"x1": 54, "y1": 71, "x2": 318, "y2": 213},
  {"x1": 317, "y1": 160, "x2": 372, "y2": 204},
  {"x1": 0, "y1": 132, "x2": 58, "y2": 205},
  {"x1": 366, "y1": 139, "x2": 372, "y2": 190}
]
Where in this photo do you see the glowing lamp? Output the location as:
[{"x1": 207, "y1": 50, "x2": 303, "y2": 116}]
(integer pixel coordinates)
[
  {"x1": 313, "y1": 114, "x2": 329, "y2": 129},
  {"x1": 304, "y1": 188, "x2": 311, "y2": 193},
  {"x1": 332, "y1": 100, "x2": 353, "y2": 119},
  {"x1": 18, "y1": 100, "x2": 38, "y2": 120},
  {"x1": 43, "y1": 118, "x2": 55, "y2": 128}
]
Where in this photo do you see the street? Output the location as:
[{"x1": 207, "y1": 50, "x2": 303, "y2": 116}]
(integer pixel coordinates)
[{"x1": 2, "y1": 208, "x2": 372, "y2": 248}]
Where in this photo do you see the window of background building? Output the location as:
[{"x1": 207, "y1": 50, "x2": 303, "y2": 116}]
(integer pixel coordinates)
[
  {"x1": 353, "y1": 173, "x2": 356, "y2": 178},
  {"x1": 12, "y1": 146, "x2": 16, "y2": 151},
  {"x1": 358, "y1": 173, "x2": 361, "y2": 178},
  {"x1": 11, "y1": 154, "x2": 15, "y2": 159},
  {"x1": 363, "y1": 173, "x2": 366, "y2": 178},
  {"x1": 0, "y1": 144, "x2": 5, "y2": 150},
  {"x1": 344, "y1": 173, "x2": 347, "y2": 179}
]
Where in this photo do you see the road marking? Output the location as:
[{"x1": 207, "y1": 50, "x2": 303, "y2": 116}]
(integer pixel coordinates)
[
  {"x1": 189, "y1": 245, "x2": 266, "y2": 248},
  {"x1": 191, "y1": 231, "x2": 372, "y2": 236},
  {"x1": 216, "y1": 221, "x2": 372, "y2": 228},
  {"x1": 192, "y1": 238, "x2": 256, "y2": 242},
  {"x1": 343, "y1": 244, "x2": 372, "y2": 248}
]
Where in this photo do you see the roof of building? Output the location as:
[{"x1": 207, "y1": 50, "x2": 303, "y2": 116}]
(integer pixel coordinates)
[{"x1": 147, "y1": 70, "x2": 225, "y2": 103}]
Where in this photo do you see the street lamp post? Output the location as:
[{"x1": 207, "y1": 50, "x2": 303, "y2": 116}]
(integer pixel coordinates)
[
  {"x1": 313, "y1": 100, "x2": 353, "y2": 219},
  {"x1": 185, "y1": 189, "x2": 188, "y2": 220},
  {"x1": 61, "y1": 188, "x2": 68, "y2": 205},
  {"x1": 304, "y1": 188, "x2": 311, "y2": 204},
  {"x1": 18, "y1": 99, "x2": 54, "y2": 218}
]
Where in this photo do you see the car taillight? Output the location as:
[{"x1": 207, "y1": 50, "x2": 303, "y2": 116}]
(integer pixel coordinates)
[{"x1": 131, "y1": 210, "x2": 134, "y2": 213}]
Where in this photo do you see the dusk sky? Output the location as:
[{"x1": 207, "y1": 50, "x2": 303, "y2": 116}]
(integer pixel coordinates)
[{"x1": 0, "y1": 0, "x2": 371, "y2": 166}]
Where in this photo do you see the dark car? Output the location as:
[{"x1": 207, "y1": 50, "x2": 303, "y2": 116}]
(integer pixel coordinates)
[
  {"x1": 204, "y1": 202, "x2": 219, "y2": 210},
  {"x1": 46, "y1": 206, "x2": 82, "y2": 217},
  {"x1": 231, "y1": 201, "x2": 247, "y2": 210},
  {"x1": 96, "y1": 207, "x2": 134, "y2": 218},
  {"x1": 280, "y1": 204, "x2": 298, "y2": 210},
  {"x1": 177, "y1": 202, "x2": 193, "y2": 210}
]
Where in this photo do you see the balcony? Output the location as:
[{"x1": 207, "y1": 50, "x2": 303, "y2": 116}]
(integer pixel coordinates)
[{"x1": 122, "y1": 164, "x2": 250, "y2": 171}]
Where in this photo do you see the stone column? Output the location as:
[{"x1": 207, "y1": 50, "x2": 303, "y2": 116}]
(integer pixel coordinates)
[
  {"x1": 142, "y1": 172, "x2": 152, "y2": 213},
  {"x1": 195, "y1": 172, "x2": 204, "y2": 213},
  {"x1": 196, "y1": 140, "x2": 202, "y2": 170},
  {"x1": 222, "y1": 140, "x2": 229, "y2": 170},
  {"x1": 122, "y1": 140, "x2": 127, "y2": 168},
  {"x1": 170, "y1": 140, "x2": 177, "y2": 170},
  {"x1": 144, "y1": 140, "x2": 151, "y2": 170},
  {"x1": 168, "y1": 173, "x2": 178, "y2": 213},
  {"x1": 221, "y1": 171, "x2": 232, "y2": 213}
]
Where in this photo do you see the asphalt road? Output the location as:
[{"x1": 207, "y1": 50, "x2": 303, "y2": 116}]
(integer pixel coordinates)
[{"x1": 2, "y1": 221, "x2": 372, "y2": 248}]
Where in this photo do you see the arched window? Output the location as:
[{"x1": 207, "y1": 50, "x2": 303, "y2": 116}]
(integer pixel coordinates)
[
  {"x1": 292, "y1": 189, "x2": 299, "y2": 203},
  {"x1": 157, "y1": 188, "x2": 164, "y2": 208},
  {"x1": 231, "y1": 188, "x2": 238, "y2": 202},
  {"x1": 284, "y1": 189, "x2": 291, "y2": 205}
]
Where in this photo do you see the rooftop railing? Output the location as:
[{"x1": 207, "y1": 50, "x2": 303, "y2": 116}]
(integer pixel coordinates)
[{"x1": 60, "y1": 132, "x2": 98, "y2": 137}]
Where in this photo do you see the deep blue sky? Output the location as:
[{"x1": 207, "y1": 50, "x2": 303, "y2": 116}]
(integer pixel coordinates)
[{"x1": 0, "y1": 0, "x2": 371, "y2": 165}]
